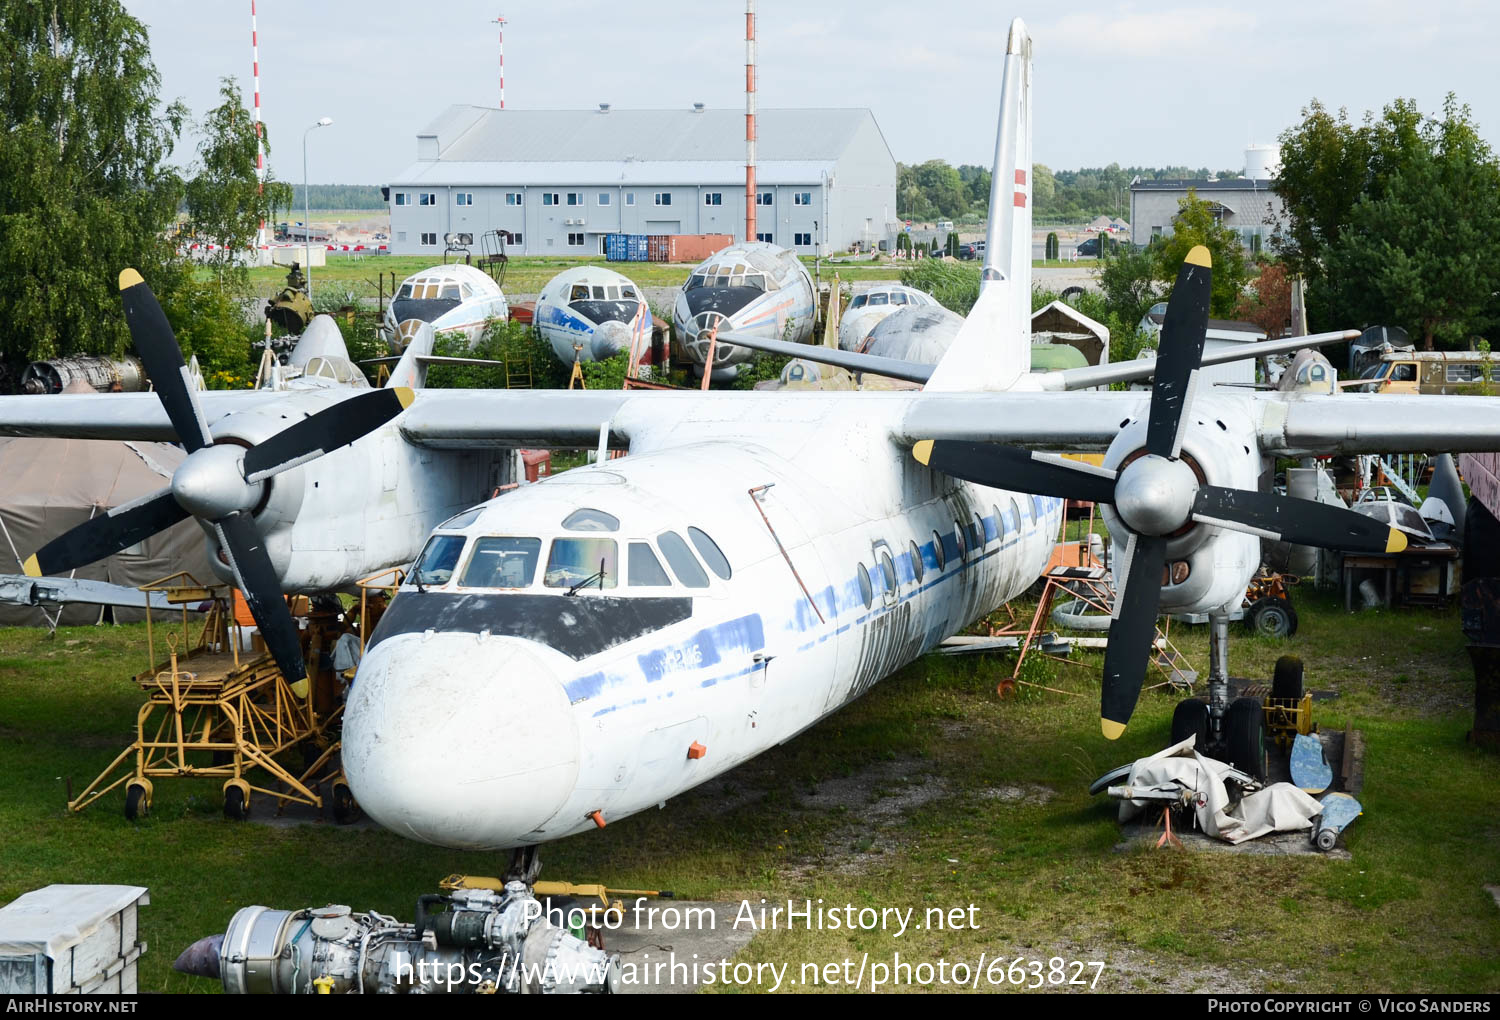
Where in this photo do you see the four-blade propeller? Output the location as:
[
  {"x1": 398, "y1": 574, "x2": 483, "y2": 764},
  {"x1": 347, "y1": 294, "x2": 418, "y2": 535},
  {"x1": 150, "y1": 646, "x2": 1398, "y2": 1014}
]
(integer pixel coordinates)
[
  {"x1": 913, "y1": 246, "x2": 1406, "y2": 740},
  {"x1": 24, "y1": 269, "x2": 415, "y2": 684}
]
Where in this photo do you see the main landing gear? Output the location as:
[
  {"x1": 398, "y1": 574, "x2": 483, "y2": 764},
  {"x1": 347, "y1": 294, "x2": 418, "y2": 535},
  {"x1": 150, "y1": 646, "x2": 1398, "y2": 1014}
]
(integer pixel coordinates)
[{"x1": 1169, "y1": 609, "x2": 1268, "y2": 780}]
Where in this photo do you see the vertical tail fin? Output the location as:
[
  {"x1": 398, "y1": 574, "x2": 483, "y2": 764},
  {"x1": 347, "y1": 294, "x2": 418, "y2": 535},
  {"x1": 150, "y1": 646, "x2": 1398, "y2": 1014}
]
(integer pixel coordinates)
[
  {"x1": 924, "y1": 18, "x2": 1034, "y2": 393},
  {"x1": 387, "y1": 321, "x2": 437, "y2": 390}
]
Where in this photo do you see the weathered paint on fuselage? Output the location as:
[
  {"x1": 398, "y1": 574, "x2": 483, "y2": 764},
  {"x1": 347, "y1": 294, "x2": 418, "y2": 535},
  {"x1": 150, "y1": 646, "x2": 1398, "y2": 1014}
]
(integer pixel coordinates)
[{"x1": 343, "y1": 399, "x2": 1062, "y2": 849}]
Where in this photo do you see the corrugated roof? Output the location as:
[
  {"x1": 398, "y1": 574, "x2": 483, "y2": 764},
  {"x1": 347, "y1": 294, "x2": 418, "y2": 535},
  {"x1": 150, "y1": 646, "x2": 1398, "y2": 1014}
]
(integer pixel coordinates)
[
  {"x1": 412, "y1": 105, "x2": 874, "y2": 164},
  {"x1": 1130, "y1": 178, "x2": 1275, "y2": 191},
  {"x1": 389, "y1": 159, "x2": 837, "y2": 187}
]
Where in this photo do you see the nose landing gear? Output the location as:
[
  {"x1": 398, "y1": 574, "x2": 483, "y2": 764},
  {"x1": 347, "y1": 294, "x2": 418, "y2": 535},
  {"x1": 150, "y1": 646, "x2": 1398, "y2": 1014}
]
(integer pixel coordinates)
[{"x1": 1171, "y1": 609, "x2": 1269, "y2": 780}]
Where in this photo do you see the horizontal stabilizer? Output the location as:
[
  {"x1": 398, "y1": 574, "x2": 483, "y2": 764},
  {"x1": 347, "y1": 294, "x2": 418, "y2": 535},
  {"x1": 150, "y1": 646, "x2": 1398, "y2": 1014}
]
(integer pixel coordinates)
[
  {"x1": 1042, "y1": 329, "x2": 1361, "y2": 391},
  {"x1": 714, "y1": 330, "x2": 933, "y2": 385}
]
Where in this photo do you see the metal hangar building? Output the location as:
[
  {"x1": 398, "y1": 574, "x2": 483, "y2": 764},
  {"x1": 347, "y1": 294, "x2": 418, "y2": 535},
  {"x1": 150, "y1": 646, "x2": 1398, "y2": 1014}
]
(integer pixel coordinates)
[{"x1": 383, "y1": 105, "x2": 897, "y2": 257}]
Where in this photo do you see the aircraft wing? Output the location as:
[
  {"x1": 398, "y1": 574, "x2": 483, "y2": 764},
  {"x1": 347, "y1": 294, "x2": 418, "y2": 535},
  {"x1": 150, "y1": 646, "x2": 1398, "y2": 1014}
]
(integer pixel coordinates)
[{"x1": 0, "y1": 391, "x2": 274, "y2": 441}]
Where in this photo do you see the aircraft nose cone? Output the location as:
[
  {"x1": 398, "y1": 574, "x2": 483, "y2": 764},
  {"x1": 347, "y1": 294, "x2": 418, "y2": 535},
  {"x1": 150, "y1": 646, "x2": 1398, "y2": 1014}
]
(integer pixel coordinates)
[
  {"x1": 342, "y1": 633, "x2": 580, "y2": 849},
  {"x1": 171, "y1": 444, "x2": 259, "y2": 520},
  {"x1": 590, "y1": 320, "x2": 633, "y2": 361}
]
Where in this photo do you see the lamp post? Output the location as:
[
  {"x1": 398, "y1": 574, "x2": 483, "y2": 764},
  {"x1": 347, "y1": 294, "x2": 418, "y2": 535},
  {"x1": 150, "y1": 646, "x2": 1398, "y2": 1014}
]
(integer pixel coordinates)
[{"x1": 303, "y1": 117, "x2": 333, "y2": 300}]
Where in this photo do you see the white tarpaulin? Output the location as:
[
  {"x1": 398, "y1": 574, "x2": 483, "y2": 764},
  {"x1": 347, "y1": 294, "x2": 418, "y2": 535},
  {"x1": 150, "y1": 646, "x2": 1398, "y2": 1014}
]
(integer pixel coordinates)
[{"x1": 1117, "y1": 736, "x2": 1325, "y2": 844}]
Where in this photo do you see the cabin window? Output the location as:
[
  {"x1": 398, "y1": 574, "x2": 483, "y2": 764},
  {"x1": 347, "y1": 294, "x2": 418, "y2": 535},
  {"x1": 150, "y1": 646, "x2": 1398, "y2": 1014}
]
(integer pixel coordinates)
[
  {"x1": 570, "y1": 284, "x2": 590, "y2": 300},
  {"x1": 455, "y1": 192, "x2": 473, "y2": 206},
  {"x1": 657, "y1": 531, "x2": 709, "y2": 588},
  {"x1": 954, "y1": 520, "x2": 967, "y2": 561},
  {"x1": 419, "y1": 192, "x2": 437, "y2": 206},
  {"x1": 562, "y1": 508, "x2": 619, "y2": 532},
  {"x1": 880, "y1": 551, "x2": 897, "y2": 593},
  {"x1": 704, "y1": 192, "x2": 722, "y2": 206},
  {"x1": 461, "y1": 537, "x2": 542, "y2": 588},
  {"x1": 654, "y1": 193, "x2": 672, "y2": 206},
  {"x1": 628, "y1": 542, "x2": 672, "y2": 587},
  {"x1": 794, "y1": 192, "x2": 812, "y2": 205},
  {"x1": 688, "y1": 527, "x2": 731, "y2": 580},
  {"x1": 931, "y1": 530, "x2": 946, "y2": 570},
  {"x1": 908, "y1": 541, "x2": 924, "y2": 583},
  {"x1": 544, "y1": 538, "x2": 617, "y2": 590},
  {"x1": 991, "y1": 505, "x2": 1003, "y2": 541},
  {"x1": 869, "y1": 292, "x2": 889, "y2": 306},
  {"x1": 1010, "y1": 498, "x2": 1023, "y2": 531},
  {"x1": 849, "y1": 294, "x2": 868, "y2": 309},
  {"x1": 411, "y1": 534, "x2": 466, "y2": 587},
  {"x1": 858, "y1": 564, "x2": 873, "y2": 609},
  {"x1": 973, "y1": 511, "x2": 986, "y2": 549},
  {"x1": 1448, "y1": 364, "x2": 1482, "y2": 383}
]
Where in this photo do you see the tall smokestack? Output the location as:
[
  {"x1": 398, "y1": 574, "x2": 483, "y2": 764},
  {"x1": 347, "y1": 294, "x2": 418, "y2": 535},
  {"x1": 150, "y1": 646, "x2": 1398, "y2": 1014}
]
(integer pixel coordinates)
[
  {"x1": 250, "y1": 1, "x2": 265, "y2": 247},
  {"x1": 745, "y1": 0, "x2": 756, "y2": 243}
]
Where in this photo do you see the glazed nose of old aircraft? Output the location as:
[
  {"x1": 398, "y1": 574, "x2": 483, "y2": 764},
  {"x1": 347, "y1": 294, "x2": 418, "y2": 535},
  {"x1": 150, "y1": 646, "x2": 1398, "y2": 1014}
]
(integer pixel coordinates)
[{"x1": 342, "y1": 633, "x2": 580, "y2": 849}]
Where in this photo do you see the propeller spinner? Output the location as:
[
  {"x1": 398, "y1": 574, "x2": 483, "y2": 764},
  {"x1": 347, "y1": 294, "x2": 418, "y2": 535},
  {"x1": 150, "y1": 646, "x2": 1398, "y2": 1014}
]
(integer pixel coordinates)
[
  {"x1": 23, "y1": 269, "x2": 415, "y2": 683},
  {"x1": 912, "y1": 246, "x2": 1406, "y2": 739}
]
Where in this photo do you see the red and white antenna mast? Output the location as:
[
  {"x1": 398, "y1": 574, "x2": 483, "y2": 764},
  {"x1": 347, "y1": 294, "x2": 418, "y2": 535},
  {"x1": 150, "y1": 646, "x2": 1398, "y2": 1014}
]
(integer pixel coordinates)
[
  {"x1": 745, "y1": 0, "x2": 756, "y2": 244},
  {"x1": 491, "y1": 15, "x2": 507, "y2": 109},
  {"x1": 251, "y1": 0, "x2": 266, "y2": 247}
]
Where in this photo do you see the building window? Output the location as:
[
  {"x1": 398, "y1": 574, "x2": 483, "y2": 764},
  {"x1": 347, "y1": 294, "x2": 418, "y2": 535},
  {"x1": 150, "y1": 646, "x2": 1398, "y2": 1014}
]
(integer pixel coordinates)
[
  {"x1": 419, "y1": 192, "x2": 437, "y2": 206},
  {"x1": 510, "y1": 232, "x2": 523, "y2": 245},
  {"x1": 794, "y1": 232, "x2": 812, "y2": 246},
  {"x1": 654, "y1": 192, "x2": 671, "y2": 206},
  {"x1": 505, "y1": 192, "x2": 522, "y2": 205},
  {"x1": 396, "y1": 231, "x2": 407, "y2": 242},
  {"x1": 793, "y1": 192, "x2": 812, "y2": 205},
  {"x1": 756, "y1": 232, "x2": 773, "y2": 243},
  {"x1": 757, "y1": 192, "x2": 773, "y2": 206},
  {"x1": 455, "y1": 192, "x2": 473, "y2": 206},
  {"x1": 394, "y1": 192, "x2": 411, "y2": 206},
  {"x1": 542, "y1": 192, "x2": 560, "y2": 206},
  {"x1": 625, "y1": 193, "x2": 635, "y2": 206},
  {"x1": 703, "y1": 192, "x2": 722, "y2": 206},
  {"x1": 597, "y1": 192, "x2": 611, "y2": 206},
  {"x1": 566, "y1": 192, "x2": 582, "y2": 206},
  {"x1": 567, "y1": 232, "x2": 585, "y2": 247},
  {"x1": 420, "y1": 232, "x2": 437, "y2": 246}
]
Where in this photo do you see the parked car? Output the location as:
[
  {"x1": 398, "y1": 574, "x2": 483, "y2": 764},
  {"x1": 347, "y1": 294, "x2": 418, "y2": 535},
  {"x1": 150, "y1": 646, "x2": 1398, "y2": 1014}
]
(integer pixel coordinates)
[{"x1": 1076, "y1": 236, "x2": 1119, "y2": 257}]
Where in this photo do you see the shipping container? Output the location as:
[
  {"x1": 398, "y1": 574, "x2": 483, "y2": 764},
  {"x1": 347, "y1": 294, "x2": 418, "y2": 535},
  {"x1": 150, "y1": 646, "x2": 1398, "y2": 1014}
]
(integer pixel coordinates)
[
  {"x1": 646, "y1": 234, "x2": 735, "y2": 263},
  {"x1": 605, "y1": 233, "x2": 649, "y2": 262}
]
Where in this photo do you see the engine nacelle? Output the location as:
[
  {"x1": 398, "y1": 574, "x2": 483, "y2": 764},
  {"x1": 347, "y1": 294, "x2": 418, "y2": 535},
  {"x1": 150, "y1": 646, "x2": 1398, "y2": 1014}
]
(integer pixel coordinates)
[{"x1": 1099, "y1": 396, "x2": 1264, "y2": 613}]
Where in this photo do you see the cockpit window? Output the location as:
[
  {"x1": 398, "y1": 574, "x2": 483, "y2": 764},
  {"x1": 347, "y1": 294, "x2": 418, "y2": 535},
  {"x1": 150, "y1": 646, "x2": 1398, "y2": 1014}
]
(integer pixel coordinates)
[
  {"x1": 562, "y1": 508, "x2": 620, "y2": 532},
  {"x1": 570, "y1": 284, "x2": 589, "y2": 300},
  {"x1": 544, "y1": 537, "x2": 617, "y2": 590},
  {"x1": 689, "y1": 275, "x2": 708, "y2": 289},
  {"x1": 411, "y1": 534, "x2": 465, "y2": 587},
  {"x1": 439, "y1": 507, "x2": 484, "y2": 530},
  {"x1": 743, "y1": 274, "x2": 767, "y2": 291},
  {"x1": 461, "y1": 537, "x2": 542, "y2": 588},
  {"x1": 628, "y1": 542, "x2": 671, "y2": 586},
  {"x1": 441, "y1": 283, "x2": 460, "y2": 300},
  {"x1": 891, "y1": 292, "x2": 909, "y2": 305},
  {"x1": 593, "y1": 286, "x2": 606, "y2": 299},
  {"x1": 849, "y1": 294, "x2": 868, "y2": 309},
  {"x1": 622, "y1": 286, "x2": 639, "y2": 299},
  {"x1": 687, "y1": 527, "x2": 731, "y2": 580},
  {"x1": 657, "y1": 531, "x2": 709, "y2": 588},
  {"x1": 869, "y1": 292, "x2": 889, "y2": 306}
]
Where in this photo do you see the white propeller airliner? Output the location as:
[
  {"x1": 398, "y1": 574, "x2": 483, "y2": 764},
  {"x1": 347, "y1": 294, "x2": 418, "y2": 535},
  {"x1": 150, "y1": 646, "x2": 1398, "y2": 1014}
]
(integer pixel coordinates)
[{"x1": 6, "y1": 21, "x2": 1497, "y2": 861}]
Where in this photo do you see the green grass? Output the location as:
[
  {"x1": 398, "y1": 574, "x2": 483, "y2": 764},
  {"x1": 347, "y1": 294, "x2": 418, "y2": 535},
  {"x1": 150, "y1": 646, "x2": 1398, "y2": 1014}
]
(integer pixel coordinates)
[{"x1": 1, "y1": 587, "x2": 1496, "y2": 993}]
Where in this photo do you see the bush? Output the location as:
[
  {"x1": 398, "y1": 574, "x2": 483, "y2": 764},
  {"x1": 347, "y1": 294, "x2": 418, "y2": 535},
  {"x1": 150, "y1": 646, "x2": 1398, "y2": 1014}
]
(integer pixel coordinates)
[
  {"x1": 900, "y1": 259, "x2": 981, "y2": 316},
  {"x1": 1045, "y1": 232, "x2": 1059, "y2": 260}
]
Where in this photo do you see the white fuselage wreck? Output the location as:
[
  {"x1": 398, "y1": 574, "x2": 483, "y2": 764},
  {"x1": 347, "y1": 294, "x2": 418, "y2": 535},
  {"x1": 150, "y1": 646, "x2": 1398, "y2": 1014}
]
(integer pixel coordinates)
[{"x1": 343, "y1": 397, "x2": 1063, "y2": 850}]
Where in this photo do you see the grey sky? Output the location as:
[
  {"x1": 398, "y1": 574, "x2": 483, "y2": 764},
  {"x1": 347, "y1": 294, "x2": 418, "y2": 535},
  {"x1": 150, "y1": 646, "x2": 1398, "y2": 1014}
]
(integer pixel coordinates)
[{"x1": 121, "y1": 0, "x2": 1500, "y2": 186}]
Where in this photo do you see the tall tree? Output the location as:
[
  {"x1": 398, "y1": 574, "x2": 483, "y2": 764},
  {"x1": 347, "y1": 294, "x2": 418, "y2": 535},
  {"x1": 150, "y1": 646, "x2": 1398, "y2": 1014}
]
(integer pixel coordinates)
[
  {"x1": 184, "y1": 77, "x2": 293, "y2": 286},
  {"x1": 1157, "y1": 189, "x2": 1249, "y2": 317},
  {"x1": 0, "y1": 0, "x2": 187, "y2": 365}
]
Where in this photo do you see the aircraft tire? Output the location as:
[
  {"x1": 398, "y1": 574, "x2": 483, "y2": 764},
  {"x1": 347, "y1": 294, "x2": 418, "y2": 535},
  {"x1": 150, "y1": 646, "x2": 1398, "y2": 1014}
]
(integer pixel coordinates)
[
  {"x1": 1225, "y1": 697, "x2": 1267, "y2": 781},
  {"x1": 1272, "y1": 655, "x2": 1305, "y2": 702},
  {"x1": 1170, "y1": 699, "x2": 1210, "y2": 749}
]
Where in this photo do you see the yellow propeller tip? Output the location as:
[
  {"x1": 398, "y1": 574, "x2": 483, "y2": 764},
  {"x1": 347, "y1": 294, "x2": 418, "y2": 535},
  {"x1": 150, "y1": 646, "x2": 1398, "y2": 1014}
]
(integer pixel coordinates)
[
  {"x1": 1101, "y1": 718, "x2": 1127, "y2": 741},
  {"x1": 21, "y1": 554, "x2": 40, "y2": 578},
  {"x1": 912, "y1": 439, "x2": 934, "y2": 466},
  {"x1": 1185, "y1": 245, "x2": 1211, "y2": 268},
  {"x1": 1386, "y1": 528, "x2": 1408, "y2": 554},
  {"x1": 393, "y1": 386, "x2": 416, "y2": 409},
  {"x1": 118, "y1": 268, "x2": 144, "y2": 291}
]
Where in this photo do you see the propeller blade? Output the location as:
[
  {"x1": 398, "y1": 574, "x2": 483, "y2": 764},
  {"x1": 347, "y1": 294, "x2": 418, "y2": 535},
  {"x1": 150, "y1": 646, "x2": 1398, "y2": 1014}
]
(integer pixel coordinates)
[
  {"x1": 1145, "y1": 246, "x2": 1212, "y2": 459},
  {"x1": 213, "y1": 512, "x2": 306, "y2": 684},
  {"x1": 119, "y1": 269, "x2": 213, "y2": 453},
  {"x1": 1192, "y1": 486, "x2": 1407, "y2": 554},
  {"x1": 242, "y1": 387, "x2": 416, "y2": 484},
  {"x1": 1101, "y1": 533, "x2": 1167, "y2": 740},
  {"x1": 912, "y1": 440, "x2": 1118, "y2": 505},
  {"x1": 23, "y1": 488, "x2": 189, "y2": 577}
]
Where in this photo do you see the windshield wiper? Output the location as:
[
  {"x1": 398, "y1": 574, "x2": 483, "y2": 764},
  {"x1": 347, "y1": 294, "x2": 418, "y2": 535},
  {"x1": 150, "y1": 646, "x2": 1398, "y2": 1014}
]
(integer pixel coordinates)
[{"x1": 565, "y1": 557, "x2": 608, "y2": 597}]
